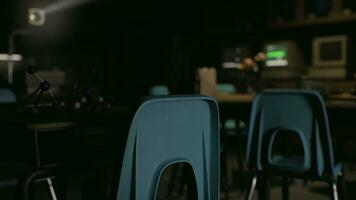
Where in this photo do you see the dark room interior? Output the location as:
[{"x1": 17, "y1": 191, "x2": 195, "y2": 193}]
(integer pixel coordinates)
[{"x1": 1, "y1": 0, "x2": 356, "y2": 199}]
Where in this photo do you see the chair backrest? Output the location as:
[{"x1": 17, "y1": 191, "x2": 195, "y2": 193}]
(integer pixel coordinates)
[
  {"x1": 0, "y1": 88, "x2": 16, "y2": 103},
  {"x1": 149, "y1": 85, "x2": 170, "y2": 95},
  {"x1": 216, "y1": 84, "x2": 236, "y2": 94},
  {"x1": 117, "y1": 96, "x2": 220, "y2": 200},
  {"x1": 246, "y1": 90, "x2": 336, "y2": 178}
]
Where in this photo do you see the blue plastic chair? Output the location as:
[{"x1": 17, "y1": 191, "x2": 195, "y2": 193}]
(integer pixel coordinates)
[
  {"x1": 0, "y1": 88, "x2": 16, "y2": 103},
  {"x1": 245, "y1": 90, "x2": 345, "y2": 200},
  {"x1": 116, "y1": 96, "x2": 220, "y2": 200},
  {"x1": 149, "y1": 85, "x2": 170, "y2": 95}
]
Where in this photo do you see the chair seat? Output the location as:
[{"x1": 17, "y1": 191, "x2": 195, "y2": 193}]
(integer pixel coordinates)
[
  {"x1": 273, "y1": 155, "x2": 305, "y2": 167},
  {"x1": 268, "y1": 155, "x2": 309, "y2": 173}
]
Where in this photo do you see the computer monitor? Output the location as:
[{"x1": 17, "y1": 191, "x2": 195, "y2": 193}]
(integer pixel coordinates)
[
  {"x1": 265, "y1": 43, "x2": 289, "y2": 67},
  {"x1": 261, "y1": 40, "x2": 304, "y2": 79},
  {"x1": 307, "y1": 35, "x2": 348, "y2": 79},
  {"x1": 313, "y1": 35, "x2": 347, "y2": 67}
]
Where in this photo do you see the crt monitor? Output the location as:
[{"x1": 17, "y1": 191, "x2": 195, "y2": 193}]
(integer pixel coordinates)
[
  {"x1": 307, "y1": 35, "x2": 348, "y2": 79},
  {"x1": 261, "y1": 40, "x2": 304, "y2": 79},
  {"x1": 265, "y1": 43, "x2": 289, "y2": 67},
  {"x1": 312, "y1": 35, "x2": 347, "y2": 67}
]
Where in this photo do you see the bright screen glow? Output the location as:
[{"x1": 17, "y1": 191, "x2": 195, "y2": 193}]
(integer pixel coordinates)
[{"x1": 265, "y1": 44, "x2": 289, "y2": 67}]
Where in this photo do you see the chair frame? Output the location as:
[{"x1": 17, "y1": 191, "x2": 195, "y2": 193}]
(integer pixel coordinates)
[{"x1": 245, "y1": 90, "x2": 347, "y2": 200}]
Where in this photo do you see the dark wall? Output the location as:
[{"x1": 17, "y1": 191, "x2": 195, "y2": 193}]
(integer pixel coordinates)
[
  {"x1": 0, "y1": 1, "x2": 14, "y2": 52},
  {"x1": 1, "y1": 0, "x2": 268, "y2": 103}
]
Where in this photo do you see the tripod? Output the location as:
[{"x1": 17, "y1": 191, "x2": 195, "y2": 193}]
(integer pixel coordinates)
[{"x1": 23, "y1": 66, "x2": 58, "y2": 108}]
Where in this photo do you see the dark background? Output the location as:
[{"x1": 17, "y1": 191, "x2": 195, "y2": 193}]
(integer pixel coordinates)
[
  {"x1": 0, "y1": 0, "x2": 270, "y2": 104},
  {"x1": 1, "y1": 1, "x2": 356, "y2": 199},
  {"x1": 2, "y1": 0, "x2": 356, "y2": 104}
]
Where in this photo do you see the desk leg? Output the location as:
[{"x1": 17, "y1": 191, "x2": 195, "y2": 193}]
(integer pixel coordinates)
[
  {"x1": 47, "y1": 178, "x2": 58, "y2": 200},
  {"x1": 33, "y1": 131, "x2": 41, "y2": 167}
]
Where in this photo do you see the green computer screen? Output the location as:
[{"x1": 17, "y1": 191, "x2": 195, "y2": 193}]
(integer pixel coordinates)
[{"x1": 265, "y1": 44, "x2": 289, "y2": 67}]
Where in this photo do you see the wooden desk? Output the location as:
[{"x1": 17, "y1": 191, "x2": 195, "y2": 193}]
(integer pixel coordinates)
[
  {"x1": 27, "y1": 122, "x2": 76, "y2": 133},
  {"x1": 27, "y1": 122, "x2": 77, "y2": 168},
  {"x1": 328, "y1": 93, "x2": 356, "y2": 101},
  {"x1": 216, "y1": 93, "x2": 255, "y2": 103},
  {"x1": 216, "y1": 93, "x2": 356, "y2": 142},
  {"x1": 217, "y1": 92, "x2": 356, "y2": 162},
  {"x1": 216, "y1": 93, "x2": 356, "y2": 109},
  {"x1": 25, "y1": 122, "x2": 76, "y2": 200},
  {"x1": 216, "y1": 94, "x2": 254, "y2": 122}
]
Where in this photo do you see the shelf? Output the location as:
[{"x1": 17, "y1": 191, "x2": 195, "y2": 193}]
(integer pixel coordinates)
[{"x1": 269, "y1": 13, "x2": 356, "y2": 29}]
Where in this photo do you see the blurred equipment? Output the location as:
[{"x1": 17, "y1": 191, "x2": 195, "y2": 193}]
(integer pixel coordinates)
[
  {"x1": 0, "y1": 54, "x2": 22, "y2": 62},
  {"x1": 219, "y1": 47, "x2": 261, "y2": 92},
  {"x1": 7, "y1": 30, "x2": 28, "y2": 85},
  {"x1": 45, "y1": 0, "x2": 95, "y2": 14},
  {"x1": 260, "y1": 40, "x2": 304, "y2": 79},
  {"x1": 0, "y1": 53, "x2": 23, "y2": 84},
  {"x1": 28, "y1": 8, "x2": 46, "y2": 26},
  {"x1": 216, "y1": 84, "x2": 236, "y2": 94},
  {"x1": 306, "y1": 35, "x2": 348, "y2": 79},
  {"x1": 0, "y1": 88, "x2": 16, "y2": 103},
  {"x1": 196, "y1": 67, "x2": 217, "y2": 97},
  {"x1": 313, "y1": 35, "x2": 347, "y2": 67},
  {"x1": 269, "y1": 0, "x2": 295, "y2": 22},
  {"x1": 299, "y1": 80, "x2": 354, "y2": 97},
  {"x1": 343, "y1": 0, "x2": 356, "y2": 13},
  {"x1": 221, "y1": 46, "x2": 252, "y2": 69},
  {"x1": 149, "y1": 85, "x2": 170, "y2": 95},
  {"x1": 306, "y1": 0, "x2": 332, "y2": 17},
  {"x1": 24, "y1": 66, "x2": 61, "y2": 108},
  {"x1": 26, "y1": 68, "x2": 66, "y2": 96}
]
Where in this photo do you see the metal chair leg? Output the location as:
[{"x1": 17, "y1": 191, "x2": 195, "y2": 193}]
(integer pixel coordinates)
[
  {"x1": 47, "y1": 178, "x2": 58, "y2": 200},
  {"x1": 330, "y1": 182, "x2": 339, "y2": 200},
  {"x1": 16, "y1": 166, "x2": 61, "y2": 200},
  {"x1": 236, "y1": 134, "x2": 246, "y2": 192},
  {"x1": 337, "y1": 175, "x2": 347, "y2": 200},
  {"x1": 258, "y1": 175, "x2": 270, "y2": 200},
  {"x1": 246, "y1": 175, "x2": 258, "y2": 200},
  {"x1": 282, "y1": 177, "x2": 289, "y2": 200}
]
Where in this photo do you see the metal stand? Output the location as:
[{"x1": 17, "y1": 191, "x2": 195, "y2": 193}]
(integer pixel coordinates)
[{"x1": 23, "y1": 66, "x2": 58, "y2": 109}]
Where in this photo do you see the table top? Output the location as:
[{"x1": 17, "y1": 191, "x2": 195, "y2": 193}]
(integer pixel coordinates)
[
  {"x1": 216, "y1": 93, "x2": 255, "y2": 103},
  {"x1": 216, "y1": 93, "x2": 356, "y2": 109},
  {"x1": 27, "y1": 122, "x2": 77, "y2": 132}
]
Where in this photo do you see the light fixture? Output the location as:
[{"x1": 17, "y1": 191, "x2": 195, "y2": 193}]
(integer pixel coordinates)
[
  {"x1": 0, "y1": 54, "x2": 23, "y2": 61},
  {"x1": 28, "y1": 8, "x2": 46, "y2": 26}
]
